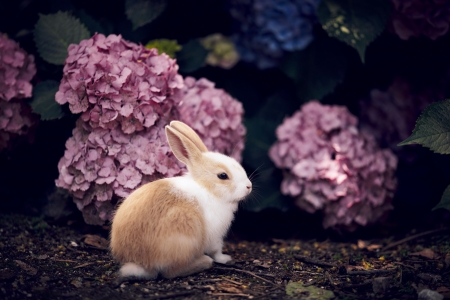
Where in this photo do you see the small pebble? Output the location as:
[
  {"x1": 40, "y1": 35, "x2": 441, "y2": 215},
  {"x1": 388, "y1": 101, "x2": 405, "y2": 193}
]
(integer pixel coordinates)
[
  {"x1": 372, "y1": 277, "x2": 390, "y2": 294},
  {"x1": 418, "y1": 289, "x2": 444, "y2": 300}
]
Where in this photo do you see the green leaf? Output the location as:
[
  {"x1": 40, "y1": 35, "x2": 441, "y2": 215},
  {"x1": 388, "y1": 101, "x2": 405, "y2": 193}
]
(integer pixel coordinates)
[
  {"x1": 433, "y1": 185, "x2": 450, "y2": 211},
  {"x1": 242, "y1": 91, "x2": 297, "y2": 212},
  {"x1": 242, "y1": 166, "x2": 293, "y2": 212},
  {"x1": 30, "y1": 80, "x2": 64, "y2": 120},
  {"x1": 286, "y1": 282, "x2": 335, "y2": 299},
  {"x1": 177, "y1": 40, "x2": 208, "y2": 73},
  {"x1": 34, "y1": 12, "x2": 91, "y2": 65},
  {"x1": 76, "y1": 10, "x2": 114, "y2": 36},
  {"x1": 145, "y1": 39, "x2": 181, "y2": 58},
  {"x1": 398, "y1": 99, "x2": 450, "y2": 154},
  {"x1": 125, "y1": 0, "x2": 168, "y2": 30},
  {"x1": 317, "y1": 0, "x2": 390, "y2": 62},
  {"x1": 281, "y1": 36, "x2": 351, "y2": 101}
]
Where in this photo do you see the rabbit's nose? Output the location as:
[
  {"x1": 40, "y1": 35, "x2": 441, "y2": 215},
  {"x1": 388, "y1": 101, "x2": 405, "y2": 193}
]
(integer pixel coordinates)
[{"x1": 246, "y1": 181, "x2": 252, "y2": 191}]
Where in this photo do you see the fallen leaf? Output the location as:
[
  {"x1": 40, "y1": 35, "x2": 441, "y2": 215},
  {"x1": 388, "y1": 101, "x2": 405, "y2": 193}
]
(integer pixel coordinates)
[
  {"x1": 71, "y1": 278, "x2": 83, "y2": 288},
  {"x1": 286, "y1": 282, "x2": 335, "y2": 299},
  {"x1": 345, "y1": 265, "x2": 366, "y2": 272},
  {"x1": 358, "y1": 240, "x2": 368, "y2": 249},
  {"x1": 14, "y1": 260, "x2": 37, "y2": 275},
  {"x1": 83, "y1": 234, "x2": 109, "y2": 250},
  {"x1": 216, "y1": 282, "x2": 242, "y2": 294},
  {"x1": 362, "y1": 260, "x2": 372, "y2": 270},
  {"x1": 357, "y1": 240, "x2": 382, "y2": 251},
  {"x1": 367, "y1": 244, "x2": 382, "y2": 251},
  {"x1": 410, "y1": 249, "x2": 437, "y2": 259},
  {"x1": 436, "y1": 286, "x2": 450, "y2": 298}
]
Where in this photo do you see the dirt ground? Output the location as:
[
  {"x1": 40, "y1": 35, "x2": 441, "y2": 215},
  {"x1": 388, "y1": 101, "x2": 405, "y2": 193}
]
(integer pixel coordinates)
[{"x1": 0, "y1": 213, "x2": 449, "y2": 300}]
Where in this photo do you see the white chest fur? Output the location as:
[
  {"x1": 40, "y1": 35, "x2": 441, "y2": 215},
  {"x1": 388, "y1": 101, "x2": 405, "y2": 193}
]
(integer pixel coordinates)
[{"x1": 168, "y1": 176, "x2": 237, "y2": 251}]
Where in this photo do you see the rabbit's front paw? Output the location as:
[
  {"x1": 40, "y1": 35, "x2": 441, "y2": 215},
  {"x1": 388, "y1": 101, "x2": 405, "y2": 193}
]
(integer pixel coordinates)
[{"x1": 213, "y1": 253, "x2": 232, "y2": 264}]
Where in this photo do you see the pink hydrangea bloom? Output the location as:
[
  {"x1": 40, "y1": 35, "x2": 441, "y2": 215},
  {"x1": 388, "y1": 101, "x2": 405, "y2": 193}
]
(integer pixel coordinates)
[
  {"x1": 390, "y1": 0, "x2": 450, "y2": 40},
  {"x1": 55, "y1": 33, "x2": 184, "y2": 134},
  {"x1": 55, "y1": 118, "x2": 184, "y2": 225},
  {"x1": 269, "y1": 101, "x2": 398, "y2": 231},
  {"x1": 359, "y1": 77, "x2": 443, "y2": 162},
  {"x1": 177, "y1": 77, "x2": 246, "y2": 161},
  {"x1": 0, "y1": 99, "x2": 36, "y2": 152},
  {"x1": 0, "y1": 33, "x2": 36, "y2": 101}
]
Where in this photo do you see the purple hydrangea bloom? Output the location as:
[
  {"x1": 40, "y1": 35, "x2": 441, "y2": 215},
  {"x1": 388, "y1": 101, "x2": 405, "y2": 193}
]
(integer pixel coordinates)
[
  {"x1": 390, "y1": 0, "x2": 450, "y2": 40},
  {"x1": 0, "y1": 99, "x2": 36, "y2": 152},
  {"x1": 230, "y1": 0, "x2": 320, "y2": 69},
  {"x1": 55, "y1": 118, "x2": 184, "y2": 225},
  {"x1": 177, "y1": 77, "x2": 246, "y2": 162},
  {"x1": 55, "y1": 33, "x2": 184, "y2": 134},
  {"x1": 269, "y1": 101, "x2": 398, "y2": 231},
  {"x1": 359, "y1": 77, "x2": 443, "y2": 162},
  {"x1": 0, "y1": 33, "x2": 36, "y2": 101}
]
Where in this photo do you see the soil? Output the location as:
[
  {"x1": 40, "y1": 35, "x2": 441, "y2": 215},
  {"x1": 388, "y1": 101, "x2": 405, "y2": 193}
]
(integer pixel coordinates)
[{"x1": 0, "y1": 213, "x2": 449, "y2": 300}]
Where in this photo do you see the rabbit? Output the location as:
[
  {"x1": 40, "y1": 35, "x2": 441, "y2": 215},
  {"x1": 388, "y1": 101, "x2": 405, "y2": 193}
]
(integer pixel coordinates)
[{"x1": 110, "y1": 120, "x2": 252, "y2": 279}]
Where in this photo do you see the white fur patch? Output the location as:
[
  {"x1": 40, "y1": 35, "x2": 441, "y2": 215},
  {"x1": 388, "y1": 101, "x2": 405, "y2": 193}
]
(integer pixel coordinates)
[
  {"x1": 120, "y1": 262, "x2": 151, "y2": 278},
  {"x1": 167, "y1": 176, "x2": 236, "y2": 254}
]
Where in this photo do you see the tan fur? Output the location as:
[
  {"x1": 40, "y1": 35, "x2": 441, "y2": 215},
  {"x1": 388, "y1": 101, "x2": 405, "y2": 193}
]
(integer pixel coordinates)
[
  {"x1": 110, "y1": 179, "x2": 206, "y2": 275},
  {"x1": 192, "y1": 157, "x2": 233, "y2": 199},
  {"x1": 110, "y1": 121, "x2": 251, "y2": 279},
  {"x1": 168, "y1": 121, "x2": 208, "y2": 153}
]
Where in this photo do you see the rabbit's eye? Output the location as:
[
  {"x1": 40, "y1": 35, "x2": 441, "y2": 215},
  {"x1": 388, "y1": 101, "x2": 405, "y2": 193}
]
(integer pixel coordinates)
[{"x1": 217, "y1": 173, "x2": 229, "y2": 180}]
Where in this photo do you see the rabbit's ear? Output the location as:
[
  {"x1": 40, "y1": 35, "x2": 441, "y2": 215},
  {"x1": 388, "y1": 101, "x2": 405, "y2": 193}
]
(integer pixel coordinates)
[
  {"x1": 169, "y1": 121, "x2": 208, "y2": 153},
  {"x1": 165, "y1": 123, "x2": 203, "y2": 166}
]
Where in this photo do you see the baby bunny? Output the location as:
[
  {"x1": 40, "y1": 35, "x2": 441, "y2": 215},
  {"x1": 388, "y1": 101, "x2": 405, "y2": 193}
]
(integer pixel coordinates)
[{"x1": 110, "y1": 121, "x2": 252, "y2": 279}]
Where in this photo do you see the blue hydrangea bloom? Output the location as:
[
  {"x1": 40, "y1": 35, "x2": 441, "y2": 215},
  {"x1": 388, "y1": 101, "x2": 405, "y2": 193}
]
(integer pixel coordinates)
[{"x1": 230, "y1": 0, "x2": 321, "y2": 69}]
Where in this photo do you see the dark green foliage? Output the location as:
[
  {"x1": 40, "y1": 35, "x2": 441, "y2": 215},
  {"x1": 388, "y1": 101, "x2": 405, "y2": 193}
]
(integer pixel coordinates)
[
  {"x1": 177, "y1": 40, "x2": 208, "y2": 73},
  {"x1": 30, "y1": 80, "x2": 64, "y2": 120},
  {"x1": 399, "y1": 100, "x2": 450, "y2": 154},
  {"x1": 34, "y1": 11, "x2": 91, "y2": 65},
  {"x1": 242, "y1": 91, "x2": 297, "y2": 212},
  {"x1": 280, "y1": 36, "x2": 352, "y2": 102},
  {"x1": 318, "y1": 0, "x2": 391, "y2": 62},
  {"x1": 125, "y1": 0, "x2": 168, "y2": 30},
  {"x1": 434, "y1": 185, "x2": 450, "y2": 211}
]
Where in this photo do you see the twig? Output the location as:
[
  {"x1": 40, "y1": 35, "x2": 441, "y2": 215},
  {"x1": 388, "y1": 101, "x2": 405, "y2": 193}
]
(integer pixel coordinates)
[
  {"x1": 255, "y1": 272, "x2": 275, "y2": 278},
  {"x1": 52, "y1": 258, "x2": 77, "y2": 263},
  {"x1": 221, "y1": 277, "x2": 244, "y2": 285},
  {"x1": 381, "y1": 228, "x2": 449, "y2": 251},
  {"x1": 73, "y1": 262, "x2": 93, "y2": 269},
  {"x1": 347, "y1": 269, "x2": 396, "y2": 276},
  {"x1": 394, "y1": 262, "x2": 416, "y2": 270},
  {"x1": 343, "y1": 279, "x2": 372, "y2": 289},
  {"x1": 66, "y1": 246, "x2": 88, "y2": 254},
  {"x1": 191, "y1": 278, "x2": 221, "y2": 283},
  {"x1": 325, "y1": 271, "x2": 337, "y2": 286},
  {"x1": 294, "y1": 255, "x2": 338, "y2": 268},
  {"x1": 303, "y1": 280, "x2": 316, "y2": 287},
  {"x1": 148, "y1": 290, "x2": 196, "y2": 300},
  {"x1": 212, "y1": 293, "x2": 253, "y2": 298},
  {"x1": 214, "y1": 266, "x2": 282, "y2": 290}
]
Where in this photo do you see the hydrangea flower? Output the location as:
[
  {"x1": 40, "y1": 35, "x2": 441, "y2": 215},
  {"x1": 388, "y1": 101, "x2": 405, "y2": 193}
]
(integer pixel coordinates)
[
  {"x1": 0, "y1": 33, "x2": 36, "y2": 101},
  {"x1": 229, "y1": 0, "x2": 320, "y2": 69},
  {"x1": 55, "y1": 118, "x2": 184, "y2": 225},
  {"x1": 177, "y1": 77, "x2": 246, "y2": 162},
  {"x1": 390, "y1": 0, "x2": 450, "y2": 40},
  {"x1": 55, "y1": 33, "x2": 184, "y2": 134},
  {"x1": 200, "y1": 34, "x2": 240, "y2": 69},
  {"x1": 0, "y1": 99, "x2": 36, "y2": 152},
  {"x1": 269, "y1": 101, "x2": 398, "y2": 231},
  {"x1": 359, "y1": 77, "x2": 443, "y2": 162}
]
